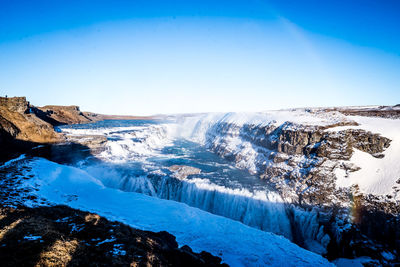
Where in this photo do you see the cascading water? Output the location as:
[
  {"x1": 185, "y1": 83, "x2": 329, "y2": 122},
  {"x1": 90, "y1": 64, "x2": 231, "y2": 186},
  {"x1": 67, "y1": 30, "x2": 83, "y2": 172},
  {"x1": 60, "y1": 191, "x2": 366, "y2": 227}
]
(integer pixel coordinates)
[{"x1": 60, "y1": 118, "x2": 329, "y2": 254}]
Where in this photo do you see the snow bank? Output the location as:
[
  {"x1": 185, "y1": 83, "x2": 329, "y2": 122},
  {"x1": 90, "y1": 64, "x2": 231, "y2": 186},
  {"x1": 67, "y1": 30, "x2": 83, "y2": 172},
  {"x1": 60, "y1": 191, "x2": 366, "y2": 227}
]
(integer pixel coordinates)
[
  {"x1": 22, "y1": 158, "x2": 332, "y2": 267},
  {"x1": 331, "y1": 116, "x2": 400, "y2": 198},
  {"x1": 0, "y1": 154, "x2": 26, "y2": 168}
]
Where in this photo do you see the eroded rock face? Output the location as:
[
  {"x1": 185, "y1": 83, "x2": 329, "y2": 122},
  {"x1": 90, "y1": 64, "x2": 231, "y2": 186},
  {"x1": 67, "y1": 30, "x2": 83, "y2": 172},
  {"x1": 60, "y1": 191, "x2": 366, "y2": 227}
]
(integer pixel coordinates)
[
  {"x1": 37, "y1": 105, "x2": 102, "y2": 125},
  {"x1": 0, "y1": 97, "x2": 29, "y2": 113},
  {"x1": 0, "y1": 100, "x2": 62, "y2": 145},
  {"x1": 204, "y1": 121, "x2": 391, "y2": 206},
  {"x1": 168, "y1": 165, "x2": 202, "y2": 180},
  {"x1": 331, "y1": 105, "x2": 400, "y2": 119},
  {"x1": 0, "y1": 97, "x2": 65, "y2": 161},
  {"x1": 0, "y1": 115, "x2": 20, "y2": 139}
]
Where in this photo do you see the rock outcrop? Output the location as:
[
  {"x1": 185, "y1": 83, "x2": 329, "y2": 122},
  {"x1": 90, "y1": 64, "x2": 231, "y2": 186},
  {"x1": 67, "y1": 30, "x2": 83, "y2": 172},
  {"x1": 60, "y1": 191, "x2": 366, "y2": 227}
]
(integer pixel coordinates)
[
  {"x1": 0, "y1": 96, "x2": 30, "y2": 113},
  {"x1": 168, "y1": 165, "x2": 202, "y2": 180},
  {"x1": 0, "y1": 97, "x2": 61, "y2": 142},
  {"x1": 36, "y1": 105, "x2": 156, "y2": 126},
  {"x1": 204, "y1": 121, "x2": 391, "y2": 206},
  {"x1": 328, "y1": 105, "x2": 400, "y2": 119},
  {"x1": 0, "y1": 205, "x2": 226, "y2": 267},
  {"x1": 36, "y1": 105, "x2": 102, "y2": 125},
  {"x1": 0, "y1": 97, "x2": 63, "y2": 160}
]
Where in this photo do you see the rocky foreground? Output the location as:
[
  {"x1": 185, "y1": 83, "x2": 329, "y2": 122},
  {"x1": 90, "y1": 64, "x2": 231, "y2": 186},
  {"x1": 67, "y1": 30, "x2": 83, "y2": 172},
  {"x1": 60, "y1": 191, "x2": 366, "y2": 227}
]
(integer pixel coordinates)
[{"x1": 0, "y1": 205, "x2": 225, "y2": 267}]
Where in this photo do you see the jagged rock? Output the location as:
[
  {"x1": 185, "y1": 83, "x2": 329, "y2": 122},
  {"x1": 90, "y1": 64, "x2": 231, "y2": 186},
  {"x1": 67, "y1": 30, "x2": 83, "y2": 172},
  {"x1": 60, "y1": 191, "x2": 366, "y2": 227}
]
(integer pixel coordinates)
[
  {"x1": 0, "y1": 100, "x2": 62, "y2": 144},
  {"x1": 0, "y1": 205, "x2": 227, "y2": 267},
  {"x1": 0, "y1": 115, "x2": 20, "y2": 139},
  {"x1": 333, "y1": 105, "x2": 400, "y2": 119},
  {"x1": 168, "y1": 165, "x2": 202, "y2": 180},
  {"x1": 204, "y1": 120, "x2": 392, "y2": 207},
  {"x1": 36, "y1": 105, "x2": 102, "y2": 125},
  {"x1": 0, "y1": 97, "x2": 29, "y2": 113}
]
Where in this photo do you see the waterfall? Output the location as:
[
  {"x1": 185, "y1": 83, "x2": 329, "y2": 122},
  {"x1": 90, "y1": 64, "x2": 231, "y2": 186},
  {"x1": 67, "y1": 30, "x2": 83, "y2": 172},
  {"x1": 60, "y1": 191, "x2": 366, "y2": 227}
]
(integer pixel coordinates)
[
  {"x1": 84, "y1": 164, "x2": 293, "y2": 240},
  {"x1": 62, "y1": 118, "x2": 330, "y2": 254}
]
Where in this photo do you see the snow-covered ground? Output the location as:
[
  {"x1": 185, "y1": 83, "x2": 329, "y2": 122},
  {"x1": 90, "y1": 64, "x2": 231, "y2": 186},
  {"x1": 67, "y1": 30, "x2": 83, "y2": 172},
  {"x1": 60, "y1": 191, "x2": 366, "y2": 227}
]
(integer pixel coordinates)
[
  {"x1": 19, "y1": 157, "x2": 332, "y2": 267},
  {"x1": 330, "y1": 116, "x2": 400, "y2": 198}
]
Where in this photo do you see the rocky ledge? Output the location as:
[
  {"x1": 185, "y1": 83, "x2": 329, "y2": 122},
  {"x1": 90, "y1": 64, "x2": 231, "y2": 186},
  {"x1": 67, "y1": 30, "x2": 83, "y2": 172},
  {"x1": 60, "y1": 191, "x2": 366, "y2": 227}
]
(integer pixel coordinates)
[
  {"x1": 328, "y1": 105, "x2": 400, "y2": 119},
  {"x1": 0, "y1": 205, "x2": 225, "y2": 267},
  {"x1": 0, "y1": 97, "x2": 63, "y2": 161}
]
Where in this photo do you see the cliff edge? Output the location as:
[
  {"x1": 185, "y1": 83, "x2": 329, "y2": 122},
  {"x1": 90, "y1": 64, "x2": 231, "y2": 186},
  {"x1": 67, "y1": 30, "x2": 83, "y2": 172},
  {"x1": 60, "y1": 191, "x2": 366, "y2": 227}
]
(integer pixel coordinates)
[{"x1": 0, "y1": 97, "x2": 63, "y2": 160}]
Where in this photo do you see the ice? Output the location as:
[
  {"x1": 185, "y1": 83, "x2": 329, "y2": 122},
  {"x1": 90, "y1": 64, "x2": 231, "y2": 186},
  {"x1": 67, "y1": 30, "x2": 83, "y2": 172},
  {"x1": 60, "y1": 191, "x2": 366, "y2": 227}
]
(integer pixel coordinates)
[
  {"x1": 381, "y1": 251, "x2": 395, "y2": 261},
  {"x1": 82, "y1": 163, "x2": 293, "y2": 239},
  {"x1": 59, "y1": 116, "x2": 332, "y2": 252},
  {"x1": 23, "y1": 235, "x2": 42, "y2": 241},
  {"x1": 21, "y1": 158, "x2": 332, "y2": 266},
  {"x1": 0, "y1": 154, "x2": 26, "y2": 168},
  {"x1": 112, "y1": 244, "x2": 127, "y2": 256},
  {"x1": 97, "y1": 238, "x2": 117, "y2": 246}
]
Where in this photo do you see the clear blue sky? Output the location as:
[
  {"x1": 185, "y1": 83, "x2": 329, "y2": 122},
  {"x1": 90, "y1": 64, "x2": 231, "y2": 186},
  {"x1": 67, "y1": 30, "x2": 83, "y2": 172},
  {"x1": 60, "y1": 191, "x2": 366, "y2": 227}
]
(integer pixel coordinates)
[{"x1": 1, "y1": 0, "x2": 399, "y2": 115}]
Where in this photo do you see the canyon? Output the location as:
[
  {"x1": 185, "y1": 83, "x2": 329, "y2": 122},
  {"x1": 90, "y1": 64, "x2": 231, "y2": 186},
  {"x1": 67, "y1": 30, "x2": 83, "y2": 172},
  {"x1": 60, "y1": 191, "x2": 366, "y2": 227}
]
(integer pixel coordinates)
[{"x1": 1, "y1": 96, "x2": 399, "y2": 266}]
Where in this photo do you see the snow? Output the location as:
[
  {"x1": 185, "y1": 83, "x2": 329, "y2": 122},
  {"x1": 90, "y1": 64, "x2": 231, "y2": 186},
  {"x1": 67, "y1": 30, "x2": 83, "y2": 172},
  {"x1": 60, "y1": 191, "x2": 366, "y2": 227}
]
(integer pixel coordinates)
[
  {"x1": 47, "y1": 110, "x2": 399, "y2": 264},
  {"x1": 21, "y1": 157, "x2": 332, "y2": 267},
  {"x1": 23, "y1": 235, "x2": 42, "y2": 241},
  {"x1": 97, "y1": 238, "x2": 117, "y2": 245},
  {"x1": 381, "y1": 251, "x2": 395, "y2": 261},
  {"x1": 82, "y1": 163, "x2": 294, "y2": 239},
  {"x1": 0, "y1": 154, "x2": 26, "y2": 168},
  {"x1": 177, "y1": 109, "x2": 352, "y2": 131},
  {"x1": 331, "y1": 116, "x2": 400, "y2": 198},
  {"x1": 112, "y1": 244, "x2": 127, "y2": 256},
  {"x1": 97, "y1": 125, "x2": 174, "y2": 163}
]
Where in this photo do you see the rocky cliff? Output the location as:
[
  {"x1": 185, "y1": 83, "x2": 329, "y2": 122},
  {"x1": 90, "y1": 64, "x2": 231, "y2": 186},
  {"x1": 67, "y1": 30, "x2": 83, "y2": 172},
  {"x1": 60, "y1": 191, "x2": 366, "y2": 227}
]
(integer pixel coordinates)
[
  {"x1": 36, "y1": 105, "x2": 102, "y2": 125},
  {"x1": 205, "y1": 120, "x2": 391, "y2": 206},
  {"x1": 0, "y1": 97, "x2": 63, "y2": 160},
  {"x1": 332, "y1": 105, "x2": 400, "y2": 119}
]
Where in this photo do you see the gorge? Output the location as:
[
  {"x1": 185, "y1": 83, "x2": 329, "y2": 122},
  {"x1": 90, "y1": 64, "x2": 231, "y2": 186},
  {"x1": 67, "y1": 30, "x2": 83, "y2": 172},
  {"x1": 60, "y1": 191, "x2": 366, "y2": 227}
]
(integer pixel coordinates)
[{"x1": 1, "y1": 97, "x2": 399, "y2": 266}]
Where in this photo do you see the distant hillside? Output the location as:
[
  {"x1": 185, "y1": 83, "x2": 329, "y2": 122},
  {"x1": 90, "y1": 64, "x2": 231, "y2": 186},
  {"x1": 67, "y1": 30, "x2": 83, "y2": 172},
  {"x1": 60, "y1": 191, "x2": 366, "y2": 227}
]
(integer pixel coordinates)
[{"x1": 36, "y1": 105, "x2": 102, "y2": 126}]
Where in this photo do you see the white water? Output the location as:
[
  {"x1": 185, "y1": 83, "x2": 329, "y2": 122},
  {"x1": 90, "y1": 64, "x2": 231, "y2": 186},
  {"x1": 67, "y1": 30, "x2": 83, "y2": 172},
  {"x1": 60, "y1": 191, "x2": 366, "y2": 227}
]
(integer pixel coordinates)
[
  {"x1": 85, "y1": 164, "x2": 293, "y2": 239},
  {"x1": 60, "y1": 119, "x2": 330, "y2": 254}
]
